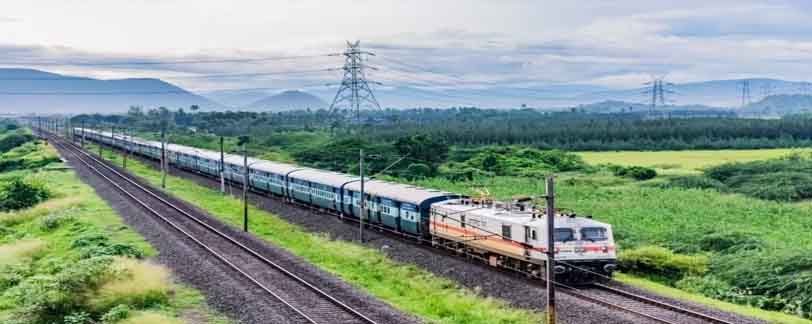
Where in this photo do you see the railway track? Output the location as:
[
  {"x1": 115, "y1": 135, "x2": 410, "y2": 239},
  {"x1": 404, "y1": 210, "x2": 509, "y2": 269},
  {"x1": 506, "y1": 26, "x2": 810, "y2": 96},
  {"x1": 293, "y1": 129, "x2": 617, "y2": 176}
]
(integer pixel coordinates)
[
  {"x1": 44, "y1": 132, "x2": 379, "y2": 324},
  {"x1": 62, "y1": 130, "x2": 745, "y2": 324},
  {"x1": 559, "y1": 283, "x2": 736, "y2": 324}
]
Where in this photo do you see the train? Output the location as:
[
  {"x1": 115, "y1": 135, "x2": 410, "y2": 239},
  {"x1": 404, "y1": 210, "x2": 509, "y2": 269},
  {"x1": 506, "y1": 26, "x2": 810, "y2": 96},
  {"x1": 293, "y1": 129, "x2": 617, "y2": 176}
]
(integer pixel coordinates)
[{"x1": 74, "y1": 128, "x2": 618, "y2": 283}]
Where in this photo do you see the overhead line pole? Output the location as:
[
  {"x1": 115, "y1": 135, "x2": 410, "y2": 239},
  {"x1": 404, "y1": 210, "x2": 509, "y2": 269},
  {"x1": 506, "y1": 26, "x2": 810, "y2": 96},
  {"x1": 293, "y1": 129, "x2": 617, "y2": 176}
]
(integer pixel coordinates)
[
  {"x1": 359, "y1": 148, "x2": 366, "y2": 243},
  {"x1": 161, "y1": 124, "x2": 167, "y2": 189},
  {"x1": 220, "y1": 136, "x2": 226, "y2": 194},
  {"x1": 545, "y1": 176, "x2": 557, "y2": 324}
]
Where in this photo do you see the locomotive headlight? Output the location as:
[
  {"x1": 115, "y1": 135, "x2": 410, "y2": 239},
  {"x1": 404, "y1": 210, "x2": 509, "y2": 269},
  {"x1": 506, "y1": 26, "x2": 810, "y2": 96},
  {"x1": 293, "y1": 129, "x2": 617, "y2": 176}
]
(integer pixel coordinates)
[
  {"x1": 575, "y1": 247, "x2": 586, "y2": 253},
  {"x1": 602, "y1": 246, "x2": 609, "y2": 253}
]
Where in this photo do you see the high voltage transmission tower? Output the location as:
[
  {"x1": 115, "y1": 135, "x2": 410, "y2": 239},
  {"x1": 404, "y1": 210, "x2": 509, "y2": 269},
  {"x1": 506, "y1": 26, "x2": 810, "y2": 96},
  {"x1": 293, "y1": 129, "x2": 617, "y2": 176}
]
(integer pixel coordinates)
[
  {"x1": 642, "y1": 76, "x2": 674, "y2": 117},
  {"x1": 328, "y1": 41, "x2": 382, "y2": 123},
  {"x1": 740, "y1": 80, "x2": 752, "y2": 107}
]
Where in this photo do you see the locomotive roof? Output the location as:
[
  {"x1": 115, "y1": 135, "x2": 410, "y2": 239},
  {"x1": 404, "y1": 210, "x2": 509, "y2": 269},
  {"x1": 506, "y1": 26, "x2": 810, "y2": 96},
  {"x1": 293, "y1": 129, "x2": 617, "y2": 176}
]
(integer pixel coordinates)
[{"x1": 433, "y1": 199, "x2": 611, "y2": 228}]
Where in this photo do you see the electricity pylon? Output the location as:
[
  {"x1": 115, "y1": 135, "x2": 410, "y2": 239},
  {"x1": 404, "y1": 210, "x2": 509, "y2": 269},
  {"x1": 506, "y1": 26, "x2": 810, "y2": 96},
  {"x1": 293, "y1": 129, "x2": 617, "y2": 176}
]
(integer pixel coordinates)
[{"x1": 328, "y1": 41, "x2": 382, "y2": 123}]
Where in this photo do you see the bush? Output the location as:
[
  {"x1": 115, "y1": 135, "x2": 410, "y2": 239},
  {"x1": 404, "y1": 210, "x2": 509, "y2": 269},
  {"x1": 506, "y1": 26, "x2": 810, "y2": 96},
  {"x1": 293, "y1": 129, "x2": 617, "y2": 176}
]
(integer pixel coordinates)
[
  {"x1": 662, "y1": 175, "x2": 725, "y2": 190},
  {"x1": 611, "y1": 165, "x2": 657, "y2": 181},
  {"x1": 697, "y1": 231, "x2": 762, "y2": 253},
  {"x1": 2, "y1": 256, "x2": 114, "y2": 323},
  {"x1": 0, "y1": 133, "x2": 35, "y2": 153},
  {"x1": 618, "y1": 246, "x2": 708, "y2": 283},
  {"x1": 100, "y1": 304, "x2": 131, "y2": 323},
  {"x1": 71, "y1": 233, "x2": 144, "y2": 259},
  {"x1": 712, "y1": 250, "x2": 812, "y2": 316},
  {"x1": 704, "y1": 156, "x2": 812, "y2": 202},
  {"x1": 0, "y1": 178, "x2": 51, "y2": 212},
  {"x1": 40, "y1": 209, "x2": 77, "y2": 231}
]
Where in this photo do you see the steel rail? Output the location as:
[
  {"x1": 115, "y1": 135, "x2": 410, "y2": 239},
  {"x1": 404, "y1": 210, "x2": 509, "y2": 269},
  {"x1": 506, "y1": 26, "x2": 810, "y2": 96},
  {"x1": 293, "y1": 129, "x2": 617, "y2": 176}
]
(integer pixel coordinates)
[
  {"x1": 47, "y1": 133, "x2": 378, "y2": 324},
  {"x1": 588, "y1": 283, "x2": 735, "y2": 324}
]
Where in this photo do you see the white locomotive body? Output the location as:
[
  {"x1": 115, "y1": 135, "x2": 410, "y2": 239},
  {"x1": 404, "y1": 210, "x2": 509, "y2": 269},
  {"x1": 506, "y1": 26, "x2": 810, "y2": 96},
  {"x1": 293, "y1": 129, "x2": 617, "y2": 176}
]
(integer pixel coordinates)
[{"x1": 430, "y1": 198, "x2": 617, "y2": 282}]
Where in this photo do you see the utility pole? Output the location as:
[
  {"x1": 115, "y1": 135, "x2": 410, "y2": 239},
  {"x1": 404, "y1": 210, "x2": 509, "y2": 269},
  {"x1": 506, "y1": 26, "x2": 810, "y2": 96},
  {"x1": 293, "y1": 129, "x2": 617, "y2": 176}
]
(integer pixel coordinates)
[
  {"x1": 160, "y1": 125, "x2": 167, "y2": 189},
  {"x1": 123, "y1": 127, "x2": 129, "y2": 169},
  {"x1": 359, "y1": 149, "x2": 366, "y2": 243},
  {"x1": 238, "y1": 136, "x2": 250, "y2": 232},
  {"x1": 111, "y1": 124, "x2": 116, "y2": 158},
  {"x1": 545, "y1": 176, "x2": 556, "y2": 324},
  {"x1": 220, "y1": 136, "x2": 226, "y2": 194},
  {"x1": 98, "y1": 123, "x2": 103, "y2": 158}
]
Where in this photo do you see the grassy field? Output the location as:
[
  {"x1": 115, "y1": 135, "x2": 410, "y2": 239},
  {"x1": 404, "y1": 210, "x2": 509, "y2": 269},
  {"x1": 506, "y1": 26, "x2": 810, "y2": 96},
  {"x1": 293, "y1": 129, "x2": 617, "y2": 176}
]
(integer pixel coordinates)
[
  {"x1": 579, "y1": 148, "x2": 812, "y2": 172},
  {"x1": 89, "y1": 143, "x2": 544, "y2": 324},
  {"x1": 0, "y1": 141, "x2": 229, "y2": 324}
]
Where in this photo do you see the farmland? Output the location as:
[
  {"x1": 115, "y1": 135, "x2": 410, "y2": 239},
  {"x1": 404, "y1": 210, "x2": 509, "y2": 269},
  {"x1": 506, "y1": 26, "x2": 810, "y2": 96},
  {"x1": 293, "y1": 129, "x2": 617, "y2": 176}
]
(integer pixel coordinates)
[{"x1": 579, "y1": 148, "x2": 812, "y2": 173}]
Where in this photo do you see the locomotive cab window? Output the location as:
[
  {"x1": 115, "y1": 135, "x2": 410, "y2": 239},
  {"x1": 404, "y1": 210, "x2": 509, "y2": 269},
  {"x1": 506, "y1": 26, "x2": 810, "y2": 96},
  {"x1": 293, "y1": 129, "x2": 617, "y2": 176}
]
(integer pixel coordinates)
[
  {"x1": 554, "y1": 228, "x2": 574, "y2": 242},
  {"x1": 580, "y1": 227, "x2": 608, "y2": 242},
  {"x1": 501, "y1": 224, "x2": 512, "y2": 240}
]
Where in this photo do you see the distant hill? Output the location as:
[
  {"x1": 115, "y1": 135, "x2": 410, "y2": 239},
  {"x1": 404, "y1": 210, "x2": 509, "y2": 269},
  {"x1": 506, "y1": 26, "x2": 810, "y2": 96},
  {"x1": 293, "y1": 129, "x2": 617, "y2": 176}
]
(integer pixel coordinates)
[
  {"x1": 246, "y1": 90, "x2": 328, "y2": 111},
  {"x1": 0, "y1": 68, "x2": 224, "y2": 114},
  {"x1": 739, "y1": 94, "x2": 812, "y2": 117}
]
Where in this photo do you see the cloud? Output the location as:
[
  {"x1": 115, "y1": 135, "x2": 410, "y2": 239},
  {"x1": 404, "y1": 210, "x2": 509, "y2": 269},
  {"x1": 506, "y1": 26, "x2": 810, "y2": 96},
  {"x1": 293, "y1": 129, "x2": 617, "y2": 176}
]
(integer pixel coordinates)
[{"x1": 2, "y1": 0, "x2": 812, "y2": 102}]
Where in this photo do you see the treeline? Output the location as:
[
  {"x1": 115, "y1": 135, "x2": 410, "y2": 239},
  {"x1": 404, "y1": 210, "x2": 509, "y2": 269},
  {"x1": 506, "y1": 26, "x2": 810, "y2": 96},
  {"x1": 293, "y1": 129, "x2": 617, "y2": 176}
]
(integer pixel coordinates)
[{"x1": 73, "y1": 107, "x2": 812, "y2": 151}]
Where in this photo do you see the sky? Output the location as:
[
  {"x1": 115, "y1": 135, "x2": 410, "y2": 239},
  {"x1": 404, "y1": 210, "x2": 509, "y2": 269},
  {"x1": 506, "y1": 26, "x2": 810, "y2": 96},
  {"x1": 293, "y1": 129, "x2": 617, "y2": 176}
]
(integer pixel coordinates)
[{"x1": 1, "y1": 0, "x2": 812, "y2": 98}]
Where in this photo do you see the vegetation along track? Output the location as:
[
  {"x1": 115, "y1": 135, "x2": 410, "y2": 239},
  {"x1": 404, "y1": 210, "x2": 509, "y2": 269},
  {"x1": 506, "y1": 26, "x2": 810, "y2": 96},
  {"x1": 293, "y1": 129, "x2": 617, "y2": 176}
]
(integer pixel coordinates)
[
  {"x1": 70, "y1": 130, "x2": 754, "y2": 324},
  {"x1": 44, "y1": 132, "x2": 380, "y2": 324}
]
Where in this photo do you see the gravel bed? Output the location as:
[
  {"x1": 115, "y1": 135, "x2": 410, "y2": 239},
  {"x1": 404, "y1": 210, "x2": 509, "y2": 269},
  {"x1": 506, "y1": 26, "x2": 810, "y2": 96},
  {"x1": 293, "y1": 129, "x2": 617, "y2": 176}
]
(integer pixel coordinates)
[
  {"x1": 54, "y1": 141, "x2": 417, "y2": 324},
  {"x1": 109, "y1": 146, "x2": 767, "y2": 324}
]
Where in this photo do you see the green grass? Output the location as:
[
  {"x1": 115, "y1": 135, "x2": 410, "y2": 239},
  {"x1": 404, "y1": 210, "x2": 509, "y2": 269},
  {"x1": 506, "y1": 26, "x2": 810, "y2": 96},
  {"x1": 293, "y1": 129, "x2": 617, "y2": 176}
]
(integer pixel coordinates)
[
  {"x1": 579, "y1": 148, "x2": 812, "y2": 173},
  {"x1": 91, "y1": 143, "x2": 544, "y2": 324},
  {"x1": 615, "y1": 273, "x2": 812, "y2": 324},
  {"x1": 0, "y1": 141, "x2": 230, "y2": 324}
]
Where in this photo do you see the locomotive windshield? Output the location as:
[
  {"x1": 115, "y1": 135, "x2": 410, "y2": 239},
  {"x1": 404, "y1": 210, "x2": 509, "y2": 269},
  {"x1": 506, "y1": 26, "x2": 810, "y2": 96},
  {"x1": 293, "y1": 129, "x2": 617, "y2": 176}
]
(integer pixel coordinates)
[
  {"x1": 580, "y1": 227, "x2": 608, "y2": 242},
  {"x1": 554, "y1": 228, "x2": 574, "y2": 242}
]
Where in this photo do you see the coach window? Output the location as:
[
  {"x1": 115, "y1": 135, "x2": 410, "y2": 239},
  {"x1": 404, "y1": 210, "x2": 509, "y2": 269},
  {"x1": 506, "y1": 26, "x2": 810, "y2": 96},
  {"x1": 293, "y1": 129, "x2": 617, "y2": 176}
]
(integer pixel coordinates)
[
  {"x1": 501, "y1": 224, "x2": 512, "y2": 240},
  {"x1": 554, "y1": 228, "x2": 574, "y2": 242}
]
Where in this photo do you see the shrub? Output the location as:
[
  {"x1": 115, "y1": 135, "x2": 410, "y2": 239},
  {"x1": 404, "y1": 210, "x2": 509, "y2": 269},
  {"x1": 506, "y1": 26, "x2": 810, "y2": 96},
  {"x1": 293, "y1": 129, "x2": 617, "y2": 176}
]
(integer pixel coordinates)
[
  {"x1": 618, "y1": 246, "x2": 708, "y2": 283},
  {"x1": 40, "y1": 209, "x2": 77, "y2": 231},
  {"x1": 697, "y1": 231, "x2": 762, "y2": 253},
  {"x1": 2, "y1": 256, "x2": 114, "y2": 323},
  {"x1": 726, "y1": 172, "x2": 812, "y2": 202},
  {"x1": 0, "y1": 178, "x2": 51, "y2": 212},
  {"x1": 0, "y1": 133, "x2": 35, "y2": 153},
  {"x1": 100, "y1": 304, "x2": 131, "y2": 323},
  {"x1": 663, "y1": 175, "x2": 725, "y2": 190},
  {"x1": 405, "y1": 163, "x2": 432, "y2": 179},
  {"x1": 0, "y1": 264, "x2": 33, "y2": 291},
  {"x1": 611, "y1": 165, "x2": 658, "y2": 181},
  {"x1": 71, "y1": 233, "x2": 144, "y2": 259},
  {"x1": 64, "y1": 311, "x2": 93, "y2": 324},
  {"x1": 712, "y1": 250, "x2": 812, "y2": 316}
]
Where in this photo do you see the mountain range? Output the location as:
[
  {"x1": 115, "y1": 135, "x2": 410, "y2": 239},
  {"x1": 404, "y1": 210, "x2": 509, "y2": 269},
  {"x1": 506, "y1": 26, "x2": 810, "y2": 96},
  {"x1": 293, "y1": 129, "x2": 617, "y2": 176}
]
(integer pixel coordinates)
[
  {"x1": 0, "y1": 69, "x2": 223, "y2": 114},
  {"x1": 2, "y1": 68, "x2": 812, "y2": 116}
]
